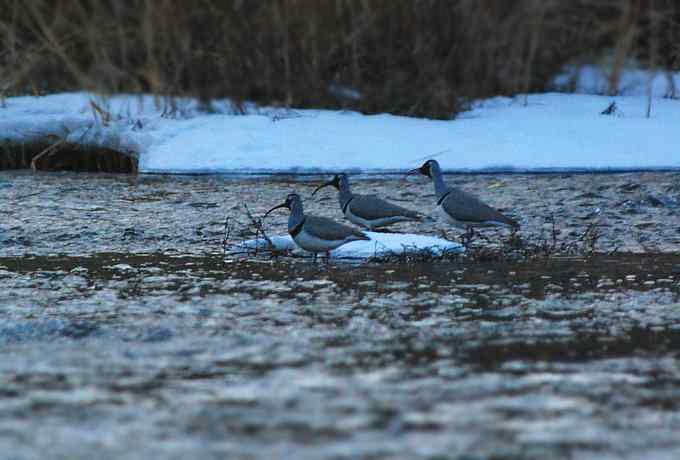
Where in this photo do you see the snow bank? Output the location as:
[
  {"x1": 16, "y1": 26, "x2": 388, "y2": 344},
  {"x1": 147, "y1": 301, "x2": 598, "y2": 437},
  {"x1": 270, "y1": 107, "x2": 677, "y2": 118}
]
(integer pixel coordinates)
[
  {"x1": 553, "y1": 65, "x2": 680, "y2": 97},
  {"x1": 240, "y1": 232, "x2": 464, "y2": 260},
  {"x1": 0, "y1": 93, "x2": 155, "y2": 156},
  {"x1": 1, "y1": 90, "x2": 679, "y2": 174}
]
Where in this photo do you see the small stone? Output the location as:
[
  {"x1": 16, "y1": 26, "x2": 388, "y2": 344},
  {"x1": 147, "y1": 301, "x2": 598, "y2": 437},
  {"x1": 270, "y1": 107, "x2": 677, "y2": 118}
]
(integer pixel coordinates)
[{"x1": 618, "y1": 183, "x2": 641, "y2": 192}]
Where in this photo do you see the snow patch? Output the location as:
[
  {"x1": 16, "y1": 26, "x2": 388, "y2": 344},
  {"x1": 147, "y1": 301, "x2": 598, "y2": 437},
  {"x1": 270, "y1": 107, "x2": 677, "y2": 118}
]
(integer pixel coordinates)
[
  {"x1": 553, "y1": 65, "x2": 680, "y2": 97},
  {"x1": 2, "y1": 89, "x2": 680, "y2": 174},
  {"x1": 240, "y1": 232, "x2": 464, "y2": 260}
]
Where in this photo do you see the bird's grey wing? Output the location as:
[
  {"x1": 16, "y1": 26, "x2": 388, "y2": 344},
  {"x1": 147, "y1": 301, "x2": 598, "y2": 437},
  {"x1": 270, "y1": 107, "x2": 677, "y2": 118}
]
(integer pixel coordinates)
[
  {"x1": 351, "y1": 195, "x2": 422, "y2": 220},
  {"x1": 305, "y1": 216, "x2": 369, "y2": 241},
  {"x1": 442, "y1": 188, "x2": 517, "y2": 226}
]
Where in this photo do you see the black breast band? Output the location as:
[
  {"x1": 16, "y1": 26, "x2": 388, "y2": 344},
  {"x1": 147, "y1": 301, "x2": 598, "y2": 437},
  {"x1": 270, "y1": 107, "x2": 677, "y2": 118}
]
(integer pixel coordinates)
[
  {"x1": 289, "y1": 217, "x2": 306, "y2": 238},
  {"x1": 342, "y1": 197, "x2": 355, "y2": 214},
  {"x1": 437, "y1": 191, "x2": 452, "y2": 206}
]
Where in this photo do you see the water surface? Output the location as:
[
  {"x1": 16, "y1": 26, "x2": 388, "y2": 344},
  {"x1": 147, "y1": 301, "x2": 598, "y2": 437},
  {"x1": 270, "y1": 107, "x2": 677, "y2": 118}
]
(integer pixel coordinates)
[{"x1": 1, "y1": 172, "x2": 680, "y2": 459}]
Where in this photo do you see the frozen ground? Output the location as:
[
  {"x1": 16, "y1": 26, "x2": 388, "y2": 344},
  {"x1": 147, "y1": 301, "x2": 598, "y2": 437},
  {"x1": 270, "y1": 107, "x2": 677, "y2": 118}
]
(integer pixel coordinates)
[{"x1": 2, "y1": 80, "x2": 679, "y2": 175}]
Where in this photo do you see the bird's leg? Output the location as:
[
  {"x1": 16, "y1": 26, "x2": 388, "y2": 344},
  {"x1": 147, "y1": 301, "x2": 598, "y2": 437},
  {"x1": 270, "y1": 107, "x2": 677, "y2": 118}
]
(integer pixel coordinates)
[
  {"x1": 460, "y1": 226, "x2": 475, "y2": 248},
  {"x1": 313, "y1": 252, "x2": 318, "y2": 262}
]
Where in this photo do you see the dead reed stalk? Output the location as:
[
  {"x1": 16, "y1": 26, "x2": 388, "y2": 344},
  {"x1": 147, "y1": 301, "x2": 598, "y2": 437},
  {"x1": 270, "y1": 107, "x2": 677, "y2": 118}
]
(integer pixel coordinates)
[{"x1": 3, "y1": 1, "x2": 678, "y2": 118}]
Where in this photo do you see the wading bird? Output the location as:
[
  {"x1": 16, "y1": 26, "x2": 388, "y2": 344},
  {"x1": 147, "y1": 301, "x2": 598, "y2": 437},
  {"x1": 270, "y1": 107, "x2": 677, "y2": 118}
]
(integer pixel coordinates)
[
  {"x1": 407, "y1": 159, "x2": 518, "y2": 241},
  {"x1": 264, "y1": 193, "x2": 370, "y2": 260},
  {"x1": 313, "y1": 173, "x2": 423, "y2": 231}
]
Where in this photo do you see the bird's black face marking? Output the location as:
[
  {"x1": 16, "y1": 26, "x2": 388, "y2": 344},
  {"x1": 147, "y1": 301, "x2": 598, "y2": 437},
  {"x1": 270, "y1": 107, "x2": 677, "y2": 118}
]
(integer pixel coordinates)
[
  {"x1": 335, "y1": 174, "x2": 349, "y2": 189},
  {"x1": 285, "y1": 193, "x2": 300, "y2": 208},
  {"x1": 312, "y1": 175, "x2": 341, "y2": 195},
  {"x1": 264, "y1": 193, "x2": 298, "y2": 218},
  {"x1": 418, "y1": 160, "x2": 433, "y2": 178}
]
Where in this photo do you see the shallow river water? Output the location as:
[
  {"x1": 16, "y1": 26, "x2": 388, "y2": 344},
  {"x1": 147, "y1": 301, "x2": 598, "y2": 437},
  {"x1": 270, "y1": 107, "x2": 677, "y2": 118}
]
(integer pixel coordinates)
[{"x1": 1, "y1": 172, "x2": 680, "y2": 459}]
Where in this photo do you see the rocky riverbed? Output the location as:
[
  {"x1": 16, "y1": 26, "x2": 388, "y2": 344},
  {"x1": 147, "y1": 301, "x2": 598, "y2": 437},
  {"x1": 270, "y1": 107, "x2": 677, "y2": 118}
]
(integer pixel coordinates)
[
  {"x1": 0, "y1": 171, "x2": 679, "y2": 459},
  {"x1": 1, "y1": 171, "x2": 679, "y2": 257}
]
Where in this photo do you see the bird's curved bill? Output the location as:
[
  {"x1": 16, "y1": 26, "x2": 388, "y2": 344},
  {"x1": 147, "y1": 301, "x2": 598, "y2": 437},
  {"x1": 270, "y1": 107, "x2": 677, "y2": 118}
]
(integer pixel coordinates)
[
  {"x1": 312, "y1": 180, "x2": 334, "y2": 196},
  {"x1": 404, "y1": 168, "x2": 421, "y2": 178},
  {"x1": 263, "y1": 203, "x2": 287, "y2": 218}
]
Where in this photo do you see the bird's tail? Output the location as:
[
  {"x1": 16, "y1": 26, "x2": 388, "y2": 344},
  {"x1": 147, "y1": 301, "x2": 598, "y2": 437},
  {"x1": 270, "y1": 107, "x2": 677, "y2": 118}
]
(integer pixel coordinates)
[
  {"x1": 417, "y1": 214, "x2": 436, "y2": 223},
  {"x1": 352, "y1": 230, "x2": 371, "y2": 241}
]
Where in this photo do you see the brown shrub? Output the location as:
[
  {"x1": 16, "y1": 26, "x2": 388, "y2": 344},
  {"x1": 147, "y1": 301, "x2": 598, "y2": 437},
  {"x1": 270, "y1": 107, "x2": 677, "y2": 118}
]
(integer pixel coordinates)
[{"x1": 1, "y1": 1, "x2": 678, "y2": 119}]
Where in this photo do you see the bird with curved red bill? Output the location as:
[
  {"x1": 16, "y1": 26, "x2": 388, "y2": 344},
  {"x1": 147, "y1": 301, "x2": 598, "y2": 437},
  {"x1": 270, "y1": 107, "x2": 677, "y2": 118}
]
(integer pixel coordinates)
[
  {"x1": 406, "y1": 159, "x2": 518, "y2": 242},
  {"x1": 264, "y1": 193, "x2": 370, "y2": 260},
  {"x1": 313, "y1": 173, "x2": 424, "y2": 231}
]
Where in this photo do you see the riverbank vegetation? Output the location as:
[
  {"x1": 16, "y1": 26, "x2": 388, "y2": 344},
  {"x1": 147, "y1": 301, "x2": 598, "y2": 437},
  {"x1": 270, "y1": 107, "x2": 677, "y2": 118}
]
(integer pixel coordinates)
[{"x1": 2, "y1": 1, "x2": 679, "y2": 119}]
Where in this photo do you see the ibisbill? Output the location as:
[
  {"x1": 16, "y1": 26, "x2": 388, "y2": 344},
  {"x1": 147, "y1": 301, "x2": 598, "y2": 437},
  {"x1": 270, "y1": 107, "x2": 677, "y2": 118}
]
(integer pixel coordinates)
[
  {"x1": 313, "y1": 173, "x2": 424, "y2": 231},
  {"x1": 264, "y1": 193, "x2": 370, "y2": 260},
  {"x1": 407, "y1": 159, "x2": 518, "y2": 236}
]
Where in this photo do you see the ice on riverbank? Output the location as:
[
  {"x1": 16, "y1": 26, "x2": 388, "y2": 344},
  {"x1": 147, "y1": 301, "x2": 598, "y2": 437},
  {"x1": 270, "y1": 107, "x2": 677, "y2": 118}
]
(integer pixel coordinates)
[{"x1": 240, "y1": 232, "x2": 464, "y2": 260}]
